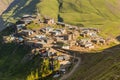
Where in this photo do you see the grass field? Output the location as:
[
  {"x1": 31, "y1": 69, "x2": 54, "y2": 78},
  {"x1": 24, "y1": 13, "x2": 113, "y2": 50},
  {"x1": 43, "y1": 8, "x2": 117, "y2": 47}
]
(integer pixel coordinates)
[
  {"x1": 0, "y1": 28, "x2": 42, "y2": 80},
  {"x1": 0, "y1": 42, "x2": 46, "y2": 80},
  {"x1": 68, "y1": 44, "x2": 120, "y2": 80}
]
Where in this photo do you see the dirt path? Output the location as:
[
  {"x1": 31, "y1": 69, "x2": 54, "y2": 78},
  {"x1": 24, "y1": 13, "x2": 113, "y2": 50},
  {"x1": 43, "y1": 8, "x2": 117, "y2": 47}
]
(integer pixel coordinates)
[
  {"x1": 52, "y1": 48, "x2": 81, "y2": 80},
  {"x1": 60, "y1": 57, "x2": 81, "y2": 80}
]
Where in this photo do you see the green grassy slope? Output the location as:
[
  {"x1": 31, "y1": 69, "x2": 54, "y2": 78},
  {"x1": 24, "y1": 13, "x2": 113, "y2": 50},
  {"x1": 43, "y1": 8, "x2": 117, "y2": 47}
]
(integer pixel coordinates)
[
  {"x1": 69, "y1": 44, "x2": 120, "y2": 80},
  {"x1": 37, "y1": 0, "x2": 59, "y2": 19},
  {"x1": 58, "y1": 0, "x2": 120, "y2": 37},
  {"x1": 2, "y1": 0, "x2": 120, "y2": 37},
  {"x1": 0, "y1": 28, "x2": 42, "y2": 80},
  {"x1": 0, "y1": 43, "x2": 43, "y2": 80},
  {"x1": 2, "y1": 0, "x2": 40, "y2": 22},
  {"x1": 59, "y1": 0, "x2": 120, "y2": 23}
]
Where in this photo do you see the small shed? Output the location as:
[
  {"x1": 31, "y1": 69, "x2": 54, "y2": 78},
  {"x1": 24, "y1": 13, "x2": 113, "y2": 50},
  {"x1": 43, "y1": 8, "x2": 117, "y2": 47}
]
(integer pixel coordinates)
[
  {"x1": 18, "y1": 37, "x2": 24, "y2": 42},
  {"x1": 35, "y1": 35, "x2": 46, "y2": 39},
  {"x1": 58, "y1": 56, "x2": 64, "y2": 61},
  {"x1": 16, "y1": 24, "x2": 25, "y2": 31},
  {"x1": 24, "y1": 40, "x2": 44, "y2": 48},
  {"x1": 56, "y1": 22, "x2": 65, "y2": 26},
  {"x1": 3, "y1": 35, "x2": 16, "y2": 43},
  {"x1": 21, "y1": 30, "x2": 34, "y2": 36},
  {"x1": 51, "y1": 30, "x2": 62, "y2": 36},
  {"x1": 62, "y1": 45, "x2": 70, "y2": 49},
  {"x1": 44, "y1": 17, "x2": 55, "y2": 25},
  {"x1": 91, "y1": 38, "x2": 106, "y2": 44},
  {"x1": 21, "y1": 15, "x2": 34, "y2": 24},
  {"x1": 40, "y1": 27, "x2": 54, "y2": 33}
]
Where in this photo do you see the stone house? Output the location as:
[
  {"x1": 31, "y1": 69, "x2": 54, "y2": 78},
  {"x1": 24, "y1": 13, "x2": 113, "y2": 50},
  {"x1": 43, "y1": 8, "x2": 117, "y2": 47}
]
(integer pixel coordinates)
[
  {"x1": 20, "y1": 15, "x2": 35, "y2": 24},
  {"x1": 35, "y1": 35, "x2": 46, "y2": 39},
  {"x1": 56, "y1": 22, "x2": 65, "y2": 26},
  {"x1": 82, "y1": 42, "x2": 94, "y2": 48},
  {"x1": 16, "y1": 24, "x2": 26, "y2": 32},
  {"x1": 40, "y1": 27, "x2": 54, "y2": 34},
  {"x1": 21, "y1": 30, "x2": 34, "y2": 36},
  {"x1": 80, "y1": 30, "x2": 98, "y2": 38},
  {"x1": 3, "y1": 35, "x2": 16, "y2": 43},
  {"x1": 24, "y1": 40, "x2": 44, "y2": 48},
  {"x1": 77, "y1": 38, "x2": 94, "y2": 48},
  {"x1": 55, "y1": 33, "x2": 74, "y2": 42},
  {"x1": 62, "y1": 45, "x2": 70, "y2": 49},
  {"x1": 50, "y1": 30, "x2": 62, "y2": 36},
  {"x1": 91, "y1": 38, "x2": 106, "y2": 45},
  {"x1": 73, "y1": 30, "x2": 80, "y2": 40},
  {"x1": 44, "y1": 17, "x2": 55, "y2": 25}
]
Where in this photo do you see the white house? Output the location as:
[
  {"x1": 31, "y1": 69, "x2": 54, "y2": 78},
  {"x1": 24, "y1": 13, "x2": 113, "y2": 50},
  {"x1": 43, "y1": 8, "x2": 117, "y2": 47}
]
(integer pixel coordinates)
[
  {"x1": 35, "y1": 35, "x2": 46, "y2": 39},
  {"x1": 51, "y1": 30, "x2": 62, "y2": 36},
  {"x1": 40, "y1": 27, "x2": 54, "y2": 33}
]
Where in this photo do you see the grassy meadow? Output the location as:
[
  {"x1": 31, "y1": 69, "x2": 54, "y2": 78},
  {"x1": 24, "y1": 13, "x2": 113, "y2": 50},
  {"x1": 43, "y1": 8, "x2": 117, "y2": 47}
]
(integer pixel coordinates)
[{"x1": 68, "y1": 44, "x2": 120, "y2": 80}]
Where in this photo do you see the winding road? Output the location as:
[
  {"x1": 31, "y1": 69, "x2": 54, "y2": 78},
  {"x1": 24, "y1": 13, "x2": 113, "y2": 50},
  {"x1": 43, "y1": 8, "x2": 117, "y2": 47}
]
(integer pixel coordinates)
[
  {"x1": 60, "y1": 57, "x2": 81, "y2": 80},
  {"x1": 53, "y1": 48, "x2": 81, "y2": 80}
]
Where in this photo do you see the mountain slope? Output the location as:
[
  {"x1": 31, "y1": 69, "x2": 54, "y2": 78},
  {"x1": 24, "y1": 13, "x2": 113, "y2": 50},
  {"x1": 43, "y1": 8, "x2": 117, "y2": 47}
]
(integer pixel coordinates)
[
  {"x1": 3, "y1": 0, "x2": 120, "y2": 22},
  {"x1": 0, "y1": 0, "x2": 120, "y2": 80},
  {"x1": 0, "y1": 0, "x2": 13, "y2": 31},
  {"x1": 1, "y1": 0, "x2": 120, "y2": 37},
  {"x1": 69, "y1": 44, "x2": 120, "y2": 80}
]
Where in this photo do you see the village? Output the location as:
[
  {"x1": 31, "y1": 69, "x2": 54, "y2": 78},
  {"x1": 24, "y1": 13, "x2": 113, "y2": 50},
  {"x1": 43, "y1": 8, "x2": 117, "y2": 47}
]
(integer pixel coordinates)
[{"x1": 2, "y1": 14, "x2": 108, "y2": 79}]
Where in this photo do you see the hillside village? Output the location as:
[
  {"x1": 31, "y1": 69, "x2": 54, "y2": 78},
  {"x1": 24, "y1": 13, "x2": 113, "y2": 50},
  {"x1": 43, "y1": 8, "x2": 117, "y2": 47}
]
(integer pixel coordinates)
[
  {"x1": 2, "y1": 14, "x2": 111, "y2": 79},
  {"x1": 3, "y1": 14, "x2": 108, "y2": 49},
  {"x1": 1, "y1": 0, "x2": 120, "y2": 80}
]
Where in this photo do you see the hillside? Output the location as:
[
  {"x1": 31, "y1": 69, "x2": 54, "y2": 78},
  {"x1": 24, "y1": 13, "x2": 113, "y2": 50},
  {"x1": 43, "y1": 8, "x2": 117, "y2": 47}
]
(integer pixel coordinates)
[
  {"x1": 1, "y1": 0, "x2": 120, "y2": 37},
  {"x1": 0, "y1": 28, "x2": 53, "y2": 80},
  {"x1": 68, "y1": 43, "x2": 120, "y2": 80},
  {"x1": 0, "y1": 0, "x2": 120, "y2": 80},
  {"x1": 0, "y1": 0, "x2": 13, "y2": 31}
]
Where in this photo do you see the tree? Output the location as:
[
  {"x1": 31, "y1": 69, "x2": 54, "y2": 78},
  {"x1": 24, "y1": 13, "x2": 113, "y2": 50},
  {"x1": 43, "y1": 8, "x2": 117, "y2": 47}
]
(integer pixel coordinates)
[
  {"x1": 26, "y1": 69, "x2": 39, "y2": 80},
  {"x1": 54, "y1": 60, "x2": 60, "y2": 71},
  {"x1": 40, "y1": 58, "x2": 52, "y2": 78}
]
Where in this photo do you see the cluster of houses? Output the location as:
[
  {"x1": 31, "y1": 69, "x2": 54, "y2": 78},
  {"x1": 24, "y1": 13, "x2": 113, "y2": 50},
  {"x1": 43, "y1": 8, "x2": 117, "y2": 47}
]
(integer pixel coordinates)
[
  {"x1": 76, "y1": 28, "x2": 106, "y2": 49},
  {"x1": 3, "y1": 14, "x2": 106, "y2": 50},
  {"x1": 30, "y1": 47, "x2": 72, "y2": 78},
  {"x1": 3, "y1": 14, "x2": 75, "y2": 78},
  {"x1": 3, "y1": 14, "x2": 107, "y2": 53},
  {"x1": 32, "y1": 48, "x2": 71, "y2": 78},
  {"x1": 2, "y1": 14, "x2": 108, "y2": 79}
]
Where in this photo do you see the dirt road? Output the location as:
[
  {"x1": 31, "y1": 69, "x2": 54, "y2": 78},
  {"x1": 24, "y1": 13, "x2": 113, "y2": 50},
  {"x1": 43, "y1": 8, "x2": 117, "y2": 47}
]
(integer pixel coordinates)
[
  {"x1": 60, "y1": 57, "x2": 81, "y2": 80},
  {"x1": 52, "y1": 48, "x2": 81, "y2": 80}
]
